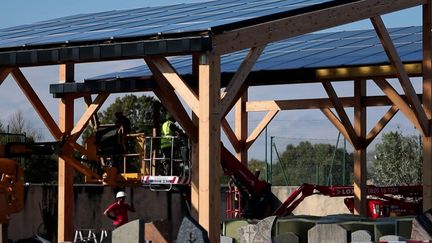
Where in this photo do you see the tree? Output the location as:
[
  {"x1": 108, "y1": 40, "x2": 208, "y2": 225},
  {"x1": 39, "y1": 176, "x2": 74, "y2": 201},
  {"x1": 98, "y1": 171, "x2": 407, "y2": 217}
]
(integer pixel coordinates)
[
  {"x1": 98, "y1": 94, "x2": 165, "y2": 133},
  {"x1": 82, "y1": 94, "x2": 166, "y2": 142},
  {"x1": 371, "y1": 131, "x2": 422, "y2": 186},
  {"x1": 0, "y1": 111, "x2": 58, "y2": 183},
  {"x1": 271, "y1": 141, "x2": 353, "y2": 186}
]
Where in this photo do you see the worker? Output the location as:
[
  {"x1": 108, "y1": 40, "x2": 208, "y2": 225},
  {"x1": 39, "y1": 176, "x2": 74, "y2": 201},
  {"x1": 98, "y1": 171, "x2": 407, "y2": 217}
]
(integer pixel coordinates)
[
  {"x1": 114, "y1": 111, "x2": 131, "y2": 153},
  {"x1": 160, "y1": 113, "x2": 184, "y2": 175},
  {"x1": 104, "y1": 191, "x2": 135, "y2": 228},
  {"x1": 114, "y1": 111, "x2": 131, "y2": 134}
]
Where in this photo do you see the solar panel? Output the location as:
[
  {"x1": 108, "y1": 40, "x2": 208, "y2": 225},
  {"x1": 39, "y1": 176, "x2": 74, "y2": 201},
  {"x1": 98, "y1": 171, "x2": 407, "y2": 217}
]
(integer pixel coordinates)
[
  {"x1": 0, "y1": 0, "x2": 342, "y2": 49},
  {"x1": 87, "y1": 26, "x2": 423, "y2": 81}
]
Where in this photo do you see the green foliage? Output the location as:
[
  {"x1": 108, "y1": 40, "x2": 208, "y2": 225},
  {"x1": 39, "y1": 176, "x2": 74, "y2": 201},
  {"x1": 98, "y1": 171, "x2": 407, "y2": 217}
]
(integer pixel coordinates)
[
  {"x1": 99, "y1": 94, "x2": 165, "y2": 133},
  {"x1": 371, "y1": 131, "x2": 422, "y2": 186},
  {"x1": 248, "y1": 159, "x2": 266, "y2": 181},
  {"x1": 271, "y1": 141, "x2": 353, "y2": 186},
  {"x1": 83, "y1": 94, "x2": 166, "y2": 142}
]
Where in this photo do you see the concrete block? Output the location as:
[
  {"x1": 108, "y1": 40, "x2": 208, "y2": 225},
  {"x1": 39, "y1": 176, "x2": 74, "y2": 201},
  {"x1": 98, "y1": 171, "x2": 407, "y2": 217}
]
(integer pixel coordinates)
[
  {"x1": 222, "y1": 219, "x2": 249, "y2": 242},
  {"x1": 112, "y1": 219, "x2": 144, "y2": 243},
  {"x1": 274, "y1": 232, "x2": 299, "y2": 243},
  {"x1": 395, "y1": 217, "x2": 414, "y2": 239},
  {"x1": 308, "y1": 224, "x2": 348, "y2": 243},
  {"x1": 351, "y1": 230, "x2": 372, "y2": 243},
  {"x1": 374, "y1": 221, "x2": 395, "y2": 240},
  {"x1": 220, "y1": 235, "x2": 235, "y2": 243},
  {"x1": 274, "y1": 218, "x2": 315, "y2": 243}
]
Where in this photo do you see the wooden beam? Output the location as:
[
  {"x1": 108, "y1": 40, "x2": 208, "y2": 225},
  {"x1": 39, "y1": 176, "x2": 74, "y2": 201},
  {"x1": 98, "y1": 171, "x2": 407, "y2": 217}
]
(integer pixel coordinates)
[
  {"x1": 315, "y1": 63, "x2": 422, "y2": 81},
  {"x1": 11, "y1": 68, "x2": 62, "y2": 139},
  {"x1": 145, "y1": 57, "x2": 199, "y2": 115},
  {"x1": 353, "y1": 80, "x2": 367, "y2": 216},
  {"x1": 371, "y1": 16, "x2": 429, "y2": 135},
  {"x1": 213, "y1": 0, "x2": 425, "y2": 54},
  {"x1": 198, "y1": 52, "x2": 221, "y2": 242},
  {"x1": 69, "y1": 93, "x2": 109, "y2": 142},
  {"x1": 220, "y1": 46, "x2": 265, "y2": 118},
  {"x1": 322, "y1": 81, "x2": 359, "y2": 149},
  {"x1": 221, "y1": 118, "x2": 240, "y2": 152},
  {"x1": 320, "y1": 108, "x2": 354, "y2": 146},
  {"x1": 0, "y1": 68, "x2": 11, "y2": 85},
  {"x1": 374, "y1": 78, "x2": 423, "y2": 133},
  {"x1": 190, "y1": 55, "x2": 199, "y2": 220},
  {"x1": 245, "y1": 95, "x2": 415, "y2": 112},
  {"x1": 58, "y1": 63, "x2": 75, "y2": 243},
  {"x1": 235, "y1": 93, "x2": 248, "y2": 163},
  {"x1": 83, "y1": 95, "x2": 100, "y2": 128},
  {"x1": 60, "y1": 154, "x2": 100, "y2": 180},
  {"x1": 423, "y1": 0, "x2": 432, "y2": 212},
  {"x1": 246, "y1": 110, "x2": 278, "y2": 149},
  {"x1": 190, "y1": 113, "x2": 199, "y2": 220},
  {"x1": 153, "y1": 87, "x2": 197, "y2": 140},
  {"x1": 67, "y1": 141, "x2": 95, "y2": 162},
  {"x1": 365, "y1": 106, "x2": 399, "y2": 146}
]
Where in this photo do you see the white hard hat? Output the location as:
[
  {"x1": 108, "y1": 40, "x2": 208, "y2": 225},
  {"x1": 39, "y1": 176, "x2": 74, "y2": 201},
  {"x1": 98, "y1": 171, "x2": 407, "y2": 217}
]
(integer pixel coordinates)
[{"x1": 116, "y1": 191, "x2": 127, "y2": 198}]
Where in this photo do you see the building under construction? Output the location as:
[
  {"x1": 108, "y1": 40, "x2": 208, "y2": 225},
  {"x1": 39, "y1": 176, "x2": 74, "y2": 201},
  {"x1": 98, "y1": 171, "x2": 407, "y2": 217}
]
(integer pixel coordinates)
[{"x1": 0, "y1": 0, "x2": 432, "y2": 242}]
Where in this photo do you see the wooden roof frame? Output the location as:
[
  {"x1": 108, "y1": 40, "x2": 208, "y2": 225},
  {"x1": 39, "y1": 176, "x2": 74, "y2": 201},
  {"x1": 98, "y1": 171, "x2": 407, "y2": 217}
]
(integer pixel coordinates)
[{"x1": 0, "y1": 1, "x2": 431, "y2": 242}]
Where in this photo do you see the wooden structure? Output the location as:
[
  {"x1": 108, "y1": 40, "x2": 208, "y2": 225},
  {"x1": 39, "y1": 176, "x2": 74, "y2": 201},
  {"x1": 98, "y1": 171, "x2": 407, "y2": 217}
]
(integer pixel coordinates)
[{"x1": 0, "y1": 1, "x2": 431, "y2": 242}]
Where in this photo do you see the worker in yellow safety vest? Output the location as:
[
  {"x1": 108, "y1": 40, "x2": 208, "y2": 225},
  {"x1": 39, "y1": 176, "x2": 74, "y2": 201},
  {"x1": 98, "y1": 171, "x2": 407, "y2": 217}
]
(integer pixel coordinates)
[{"x1": 160, "y1": 114, "x2": 183, "y2": 175}]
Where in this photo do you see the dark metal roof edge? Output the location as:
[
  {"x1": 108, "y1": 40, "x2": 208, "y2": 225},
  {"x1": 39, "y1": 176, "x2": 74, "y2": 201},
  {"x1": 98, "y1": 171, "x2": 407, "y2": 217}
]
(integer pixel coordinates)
[
  {"x1": 50, "y1": 61, "x2": 423, "y2": 97},
  {"x1": 210, "y1": 0, "x2": 360, "y2": 33},
  {"x1": 0, "y1": 29, "x2": 211, "y2": 53},
  {"x1": 0, "y1": 36, "x2": 212, "y2": 67}
]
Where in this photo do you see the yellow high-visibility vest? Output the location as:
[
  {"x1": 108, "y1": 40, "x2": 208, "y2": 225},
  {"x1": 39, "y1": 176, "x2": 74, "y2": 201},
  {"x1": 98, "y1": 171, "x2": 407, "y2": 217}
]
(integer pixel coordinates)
[{"x1": 161, "y1": 120, "x2": 173, "y2": 149}]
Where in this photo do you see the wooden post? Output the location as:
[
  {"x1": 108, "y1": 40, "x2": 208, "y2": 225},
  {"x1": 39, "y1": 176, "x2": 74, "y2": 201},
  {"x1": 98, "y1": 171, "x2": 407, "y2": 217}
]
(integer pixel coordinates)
[
  {"x1": 191, "y1": 113, "x2": 199, "y2": 219},
  {"x1": 423, "y1": 0, "x2": 432, "y2": 211},
  {"x1": 191, "y1": 53, "x2": 200, "y2": 220},
  {"x1": 235, "y1": 91, "x2": 248, "y2": 164},
  {"x1": 58, "y1": 64, "x2": 75, "y2": 243},
  {"x1": 353, "y1": 80, "x2": 367, "y2": 216},
  {"x1": 198, "y1": 52, "x2": 221, "y2": 242}
]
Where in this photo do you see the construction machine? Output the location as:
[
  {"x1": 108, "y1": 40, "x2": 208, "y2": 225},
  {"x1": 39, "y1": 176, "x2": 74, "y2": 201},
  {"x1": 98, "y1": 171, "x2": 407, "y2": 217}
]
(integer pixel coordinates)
[
  {"x1": 220, "y1": 144, "x2": 422, "y2": 219},
  {"x1": 0, "y1": 126, "x2": 423, "y2": 222},
  {"x1": 0, "y1": 142, "x2": 57, "y2": 223},
  {"x1": 92, "y1": 124, "x2": 191, "y2": 189},
  {"x1": 272, "y1": 183, "x2": 422, "y2": 219}
]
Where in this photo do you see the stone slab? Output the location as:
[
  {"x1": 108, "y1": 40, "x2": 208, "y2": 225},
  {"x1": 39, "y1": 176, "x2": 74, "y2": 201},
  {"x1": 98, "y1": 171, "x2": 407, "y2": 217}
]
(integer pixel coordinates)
[
  {"x1": 176, "y1": 216, "x2": 210, "y2": 243},
  {"x1": 351, "y1": 230, "x2": 372, "y2": 243},
  {"x1": 379, "y1": 235, "x2": 407, "y2": 241},
  {"x1": 112, "y1": 219, "x2": 144, "y2": 243},
  {"x1": 308, "y1": 224, "x2": 348, "y2": 243},
  {"x1": 238, "y1": 216, "x2": 276, "y2": 243},
  {"x1": 220, "y1": 235, "x2": 235, "y2": 243}
]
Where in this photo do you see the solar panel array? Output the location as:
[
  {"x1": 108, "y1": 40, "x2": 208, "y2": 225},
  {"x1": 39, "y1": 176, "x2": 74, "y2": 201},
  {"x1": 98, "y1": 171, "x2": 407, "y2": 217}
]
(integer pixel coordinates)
[
  {"x1": 0, "y1": 0, "x2": 337, "y2": 50},
  {"x1": 89, "y1": 26, "x2": 422, "y2": 81}
]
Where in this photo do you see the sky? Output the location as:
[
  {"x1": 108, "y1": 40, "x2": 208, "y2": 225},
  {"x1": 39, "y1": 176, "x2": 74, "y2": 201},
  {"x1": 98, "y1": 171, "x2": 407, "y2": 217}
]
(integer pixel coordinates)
[{"x1": 0, "y1": 1, "x2": 425, "y2": 161}]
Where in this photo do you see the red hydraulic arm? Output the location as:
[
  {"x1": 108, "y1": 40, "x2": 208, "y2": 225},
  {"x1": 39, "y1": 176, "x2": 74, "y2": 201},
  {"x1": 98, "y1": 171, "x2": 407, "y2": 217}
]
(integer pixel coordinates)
[
  {"x1": 272, "y1": 183, "x2": 316, "y2": 217},
  {"x1": 220, "y1": 145, "x2": 268, "y2": 195},
  {"x1": 273, "y1": 183, "x2": 422, "y2": 217},
  {"x1": 220, "y1": 144, "x2": 280, "y2": 219}
]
